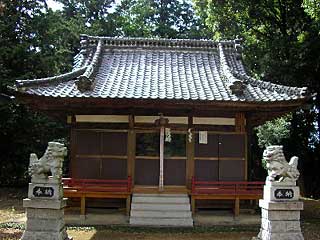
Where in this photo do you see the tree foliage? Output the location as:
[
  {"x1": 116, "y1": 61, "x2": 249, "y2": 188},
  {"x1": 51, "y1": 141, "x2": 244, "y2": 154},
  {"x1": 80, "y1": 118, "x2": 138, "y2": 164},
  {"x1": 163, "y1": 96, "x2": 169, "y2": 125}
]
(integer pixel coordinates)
[
  {"x1": 194, "y1": 0, "x2": 320, "y2": 197},
  {"x1": 110, "y1": 0, "x2": 208, "y2": 38},
  {"x1": 256, "y1": 115, "x2": 292, "y2": 148}
]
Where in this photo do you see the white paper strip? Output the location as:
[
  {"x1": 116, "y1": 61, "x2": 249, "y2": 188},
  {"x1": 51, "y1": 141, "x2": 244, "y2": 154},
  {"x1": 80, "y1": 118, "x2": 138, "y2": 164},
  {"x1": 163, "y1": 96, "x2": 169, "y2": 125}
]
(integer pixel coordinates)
[{"x1": 199, "y1": 131, "x2": 208, "y2": 144}]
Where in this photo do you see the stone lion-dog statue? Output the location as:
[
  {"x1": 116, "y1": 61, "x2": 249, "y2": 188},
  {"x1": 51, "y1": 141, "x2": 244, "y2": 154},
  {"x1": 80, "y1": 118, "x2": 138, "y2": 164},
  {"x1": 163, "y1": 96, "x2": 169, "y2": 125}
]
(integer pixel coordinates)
[
  {"x1": 29, "y1": 142, "x2": 67, "y2": 180},
  {"x1": 263, "y1": 145, "x2": 300, "y2": 183}
]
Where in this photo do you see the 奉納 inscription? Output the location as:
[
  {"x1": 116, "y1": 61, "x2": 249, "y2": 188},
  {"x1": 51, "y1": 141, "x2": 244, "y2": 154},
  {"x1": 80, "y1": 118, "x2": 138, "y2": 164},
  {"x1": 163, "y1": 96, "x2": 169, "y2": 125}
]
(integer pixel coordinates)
[
  {"x1": 33, "y1": 186, "x2": 54, "y2": 197},
  {"x1": 274, "y1": 189, "x2": 294, "y2": 199}
]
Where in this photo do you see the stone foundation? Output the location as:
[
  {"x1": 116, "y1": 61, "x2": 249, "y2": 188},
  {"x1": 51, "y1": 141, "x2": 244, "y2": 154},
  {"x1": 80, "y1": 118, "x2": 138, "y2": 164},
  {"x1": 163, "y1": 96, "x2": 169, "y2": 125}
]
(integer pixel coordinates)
[
  {"x1": 255, "y1": 181, "x2": 304, "y2": 240},
  {"x1": 21, "y1": 178, "x2": 71, "y2": 240}
]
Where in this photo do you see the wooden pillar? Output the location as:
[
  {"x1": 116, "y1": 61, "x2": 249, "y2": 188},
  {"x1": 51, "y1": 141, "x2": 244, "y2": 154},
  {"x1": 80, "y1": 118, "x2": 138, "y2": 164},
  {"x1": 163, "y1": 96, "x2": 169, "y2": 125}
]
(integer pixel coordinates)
[
  {"x1": 186, "y1": 117, "x2": 194, "y2": 189},
  {"x1": 236, "y1": 112, "x2": 247, "y2": 180},
  {"x1": 234, "y1": 197, "x2": 240, "y2": 217},
  {"x1": 69, "y1": 115, "x2": 76, "y2": 177},
  {"x1": 126, "y1": 196, "x2": 131, "y2": 216},
  {"x1": 235, "y1": 112, "x2": 245, "y2": 133},
  {"x1": 159, "y1": 126, "x2": 164, "y2": 191},
  {"x1": 127, "y1": 115, "x2": 135, "y2": 182},
  {"x1": 191, "y1": 197, "x2": 196, "y2": 215},
  {"x1": 246, "y1": 118, "x2": 254, "y2": 181},
  {"x1": 80, "y1": 196, "x2": 86, "y2": 216}
]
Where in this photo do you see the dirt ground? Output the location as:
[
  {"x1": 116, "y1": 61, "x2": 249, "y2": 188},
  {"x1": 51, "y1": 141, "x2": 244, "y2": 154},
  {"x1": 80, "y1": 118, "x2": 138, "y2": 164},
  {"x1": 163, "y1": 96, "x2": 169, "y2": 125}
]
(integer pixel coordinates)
[{"x1": 0, "y1": 188, "x2": 320, "y2": 240}]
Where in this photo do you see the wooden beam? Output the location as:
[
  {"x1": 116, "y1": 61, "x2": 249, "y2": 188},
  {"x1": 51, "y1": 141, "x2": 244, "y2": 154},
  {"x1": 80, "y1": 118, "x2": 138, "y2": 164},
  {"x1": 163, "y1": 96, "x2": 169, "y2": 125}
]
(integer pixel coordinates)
[
  {"x1": 76, "y1": 115, "x2": 129, "y2": 123},
  {"x1": 193, "y1": 117, "x2": 235, "y2": 125},
  {"x1": 235, "y1": 113, "x2": 246, "y2": 132}
]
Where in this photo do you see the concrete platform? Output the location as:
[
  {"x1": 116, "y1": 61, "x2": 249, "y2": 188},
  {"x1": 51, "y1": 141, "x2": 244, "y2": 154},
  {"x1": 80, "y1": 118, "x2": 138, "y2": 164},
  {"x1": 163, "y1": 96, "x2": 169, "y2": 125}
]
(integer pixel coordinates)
[
  {"x1": 194, "y1": 210, "x2": 260, "y2": 226},
  {"x1": 64, "y1": 208, "x2": 260, "y2": 226}
]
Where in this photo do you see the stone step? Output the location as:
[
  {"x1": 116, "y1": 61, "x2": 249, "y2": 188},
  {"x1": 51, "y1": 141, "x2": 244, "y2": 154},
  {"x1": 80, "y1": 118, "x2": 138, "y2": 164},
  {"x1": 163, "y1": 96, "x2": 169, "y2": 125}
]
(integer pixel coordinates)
[
  {"x1": 132, "y1": 196, "x2": 189, "y2": 204},
  {"x1": 129, "y1": 217, "x2": 193, "y2": 227},
  {"x1": 133, "y1": 193, "x2": 189, "y2": 198},
  {"x1": 131, "y1": 203, "x2": 190, "y2": 211},
  {"x1": 130, "y1": 210, "x2": 192, "y2": 218}
]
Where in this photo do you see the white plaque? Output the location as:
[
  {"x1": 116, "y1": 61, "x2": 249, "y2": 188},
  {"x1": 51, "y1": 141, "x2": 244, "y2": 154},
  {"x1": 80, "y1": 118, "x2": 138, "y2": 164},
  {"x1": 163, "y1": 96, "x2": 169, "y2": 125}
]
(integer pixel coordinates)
[{"x1": 199, "y1": 131, "x2": 208, "y2": 144}]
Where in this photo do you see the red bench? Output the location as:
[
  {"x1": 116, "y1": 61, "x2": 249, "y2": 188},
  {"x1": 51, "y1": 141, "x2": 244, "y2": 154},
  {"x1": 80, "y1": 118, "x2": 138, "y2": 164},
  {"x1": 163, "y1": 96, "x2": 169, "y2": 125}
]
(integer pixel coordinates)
[
  {"x1": 191, "y1": 177, "x2": 264, "y2": 216},
  {"x1": 62, "y1": 177, "x2": 132, "y2": 216}
]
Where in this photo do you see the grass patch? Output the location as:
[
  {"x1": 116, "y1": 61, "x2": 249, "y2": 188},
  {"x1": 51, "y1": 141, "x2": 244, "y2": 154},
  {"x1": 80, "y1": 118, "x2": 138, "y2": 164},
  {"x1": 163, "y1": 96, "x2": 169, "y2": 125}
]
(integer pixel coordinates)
[
  {"x1": 66, "y1": 225, "x2": 260, "y2": 234},
  {"x1": 1, "y1": 222, "x2": 259, "y2": 233}
]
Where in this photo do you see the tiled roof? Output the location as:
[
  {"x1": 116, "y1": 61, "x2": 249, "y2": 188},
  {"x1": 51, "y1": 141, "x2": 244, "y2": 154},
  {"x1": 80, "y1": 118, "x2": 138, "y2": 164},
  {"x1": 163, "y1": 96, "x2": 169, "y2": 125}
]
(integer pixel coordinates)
[{"x1": 14, "y1": 35, "x2": 310, "y2": 103}]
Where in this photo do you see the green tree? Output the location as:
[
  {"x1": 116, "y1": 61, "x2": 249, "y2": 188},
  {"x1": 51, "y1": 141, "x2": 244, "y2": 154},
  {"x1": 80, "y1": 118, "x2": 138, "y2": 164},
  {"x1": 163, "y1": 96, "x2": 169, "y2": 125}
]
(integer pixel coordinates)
[
  {"x1": 111, "y1": 0, "x2": 208, "y2": 38},
  {"x1": 256, "y1": 115, "x2": 292, "y2": 149},
  {"x1": 194, "y1": 0, "x2": 320, "y2": 197},
  {"x1": 0, "y1": 1, "x2": 70, "y2": 185}
]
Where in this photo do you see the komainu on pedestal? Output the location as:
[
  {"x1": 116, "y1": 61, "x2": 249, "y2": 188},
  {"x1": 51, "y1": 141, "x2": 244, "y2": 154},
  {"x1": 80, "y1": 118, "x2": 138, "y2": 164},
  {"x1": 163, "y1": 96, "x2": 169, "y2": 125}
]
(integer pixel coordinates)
[
  {"x1": 21, "y1": 141, "x2": 72, "y2": 240},
  {"x1": 254, "y1": 145, "x2": 304, "y2": 240}
]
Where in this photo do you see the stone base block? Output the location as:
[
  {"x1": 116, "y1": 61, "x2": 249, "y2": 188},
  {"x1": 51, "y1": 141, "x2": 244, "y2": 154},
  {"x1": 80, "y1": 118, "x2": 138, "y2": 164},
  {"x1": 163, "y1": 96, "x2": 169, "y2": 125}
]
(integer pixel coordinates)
[
  {"x1": 261, "y1": 229, "x2": 304, "y2": 240},
  {"x1": 26, "y1": 218, "x2": 65, "y2": 232},
  {"x1": 26, "y1": 208, "x2": 64, "y2": 219},
  {"x1": 261, "y1": 218, "x2": 301, "y2": 233},
  {"x1": 21, "y1": 227, "x2": 70, "y2": 240},
  {"x1": 261, "y1": 208, "x2": 300, "y2": 221},
  {"x1": 23, "y1": 198, "x2": 67, "y2": 209},
  {"x1": 259, "y1": 199, "x2": 303, "y2": 211}
]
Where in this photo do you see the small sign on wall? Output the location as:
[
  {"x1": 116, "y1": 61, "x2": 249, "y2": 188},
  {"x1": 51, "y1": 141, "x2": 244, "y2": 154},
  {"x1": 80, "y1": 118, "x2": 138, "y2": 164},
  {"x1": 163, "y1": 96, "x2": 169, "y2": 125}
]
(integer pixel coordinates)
[{"x1": 199, "y1": 131, "x2": 208, "y2": 144}]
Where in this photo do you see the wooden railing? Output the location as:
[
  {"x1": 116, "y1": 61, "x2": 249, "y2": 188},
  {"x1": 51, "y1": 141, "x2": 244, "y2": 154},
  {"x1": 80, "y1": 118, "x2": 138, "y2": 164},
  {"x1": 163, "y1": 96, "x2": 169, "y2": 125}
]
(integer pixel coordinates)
[
  {"x1": 191, "y1": 177, "x2": 264, "y2": 195},
  {"x1": 62, "y1": 176, "x2": 132, "y2": 216},
  {"x1": 62, "y1": 177, "x2": 132, "y2": 193},
  {"x1": 191, "y1": 177, "x2": 264, "y2": 216}
]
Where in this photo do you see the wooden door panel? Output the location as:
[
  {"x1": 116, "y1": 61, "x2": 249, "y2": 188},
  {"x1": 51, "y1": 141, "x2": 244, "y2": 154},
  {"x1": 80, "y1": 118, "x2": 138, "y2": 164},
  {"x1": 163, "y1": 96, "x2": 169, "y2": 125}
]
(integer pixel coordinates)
[
  {"x1": 164, "y1": 159, "x2": 186, "y2": 185},
  {"x1": 75, "y1": 130, "x2": 100, "y2": 155},
  {"x1": 195, "y1": 134, "x2": 219, "y2": 158},
  {"x1": 73, "y1": 157, "x2": 100, "y2": 179},
  {"x1": 134, "y1": 159, "x2": 159, "y2": 185},
  {"x1": 194, "y1": 160, "x2": 219, "y2": 181},
  {"x1": 101, "y1": 132, "x2": 127, "y2": 155},
  {"x1": 219, "y1": 134, "x2": 245, "y2": 158},
  {"x1": 219, "y1": 160, "x2": 244, "y2": 181},
  {"x1": 101, "y1": 159, "x2": 127, "y2": 179}
]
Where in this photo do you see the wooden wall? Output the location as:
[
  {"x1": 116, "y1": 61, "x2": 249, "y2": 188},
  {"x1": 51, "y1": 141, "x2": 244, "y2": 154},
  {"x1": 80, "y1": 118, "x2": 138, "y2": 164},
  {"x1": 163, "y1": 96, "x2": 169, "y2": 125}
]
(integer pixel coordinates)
[{"x1": 69, "y1": 113, "x2": 247, "y2": 186}]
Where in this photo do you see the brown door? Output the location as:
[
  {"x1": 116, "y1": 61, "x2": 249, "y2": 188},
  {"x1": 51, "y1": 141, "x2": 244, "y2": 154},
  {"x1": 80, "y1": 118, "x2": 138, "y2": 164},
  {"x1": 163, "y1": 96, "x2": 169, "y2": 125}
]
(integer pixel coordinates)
[
  {"x1": 193, "y1": 133, "x2": 245, "y2": 181},
  {"x1": 194, "y1": 133, "x2": 219, "y2": 181},
  {"x1": 72, "y1": 129, "x2": 128, "y2": 180},
  {"x1": 134, "y1": 132, "x2": 160, "y2": 185},
  {"x1": 218, "y1": 134, "x2": 245, "y2": 181},
  {"x1": 134, "y1": 131, "x2": 187, "y2": 186},
  {"x1": 164, "y1": 133, "x2": 187, "y2": 185}
]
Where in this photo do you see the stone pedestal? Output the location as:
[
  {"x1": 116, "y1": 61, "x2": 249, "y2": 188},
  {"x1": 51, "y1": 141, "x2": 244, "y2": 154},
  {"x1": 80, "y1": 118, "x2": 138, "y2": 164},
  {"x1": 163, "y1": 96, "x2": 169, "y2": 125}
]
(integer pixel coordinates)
[
  {"x1": 21, "y1": 177, "x2": 71, "y2": 240},
  {"x1": 256, "y1": 181, "x2": 304, "y2": 240}
]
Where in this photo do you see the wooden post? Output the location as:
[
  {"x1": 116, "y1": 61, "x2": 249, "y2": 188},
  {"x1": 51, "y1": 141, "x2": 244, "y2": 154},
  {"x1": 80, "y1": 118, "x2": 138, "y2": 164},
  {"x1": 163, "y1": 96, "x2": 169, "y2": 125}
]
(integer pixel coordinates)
[
  {"x1": 234, "y1": 197, "x2": 240, "y2": 217},
  {"x1": 186, "y1": 128, "x2": 195, "y2": 189},
  {"x1": 70, "y1": 115, "x2": 76, "y2": 177},
  {"x1": 159, "y1": 126, "x2": 164, "y2": 191},
  {"x1": 235, "y1": 112, "x2": 245, "y2": 133},
  {"x1": 80, "y1": 196, "x2": 86, "y2": 216},
  {"x1": 128, "y1": 115, "x2": 135, "y2": 183},
  {"x1": 191, "y1": 197, "x2": 196, "y2": 215},
  {"x1": 126, "y1": 196, "x2": 131, "y2": 216}
]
